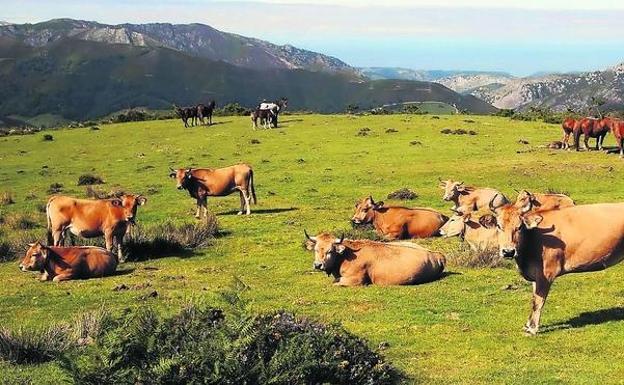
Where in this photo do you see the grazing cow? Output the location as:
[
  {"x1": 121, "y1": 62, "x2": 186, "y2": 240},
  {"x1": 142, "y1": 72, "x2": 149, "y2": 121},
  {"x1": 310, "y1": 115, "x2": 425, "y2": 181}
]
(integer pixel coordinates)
[
  {"x1": 561, "y1": 118, "x2": 577, "y2": 149},
  {"x1": 304, "y1": 231, "x2": 446, "y2": 286},
  {"x1": 173, "y1": 105, "x2": 197, "y2": 128},
  {"x1": 514, "y1": 190, "x2": 575, "y2": 213},
  {"x1": 438, "y1": 179, "x2": 508, "y2": 214},
  {"x1": 19, "y1": 242, "x2": 117, "y2": 282},
  {"x1": 610, "y1": 119, "x2": 624, "y2": 158},
  {"x1": 439, "y1": 213, "x2": 498, "y2": 252},
  {"x1": 46, "y1": 194, "x2": 147, "y2": 261},
  {"x1": 573, "y1": 117, "x2": 612, "y2": 151},
  {"x1": 351, "y1": 196, "x2": 447, "y2": 239},
  {"x1": 169, "y1": 164, "x2": 256, "y2": 216},
  {"x1": 490, "y1": 199, "x2": 624, "y2": 335},
  {"x1": 197, "y1": 101, "x2": 216, "y2": 126}
]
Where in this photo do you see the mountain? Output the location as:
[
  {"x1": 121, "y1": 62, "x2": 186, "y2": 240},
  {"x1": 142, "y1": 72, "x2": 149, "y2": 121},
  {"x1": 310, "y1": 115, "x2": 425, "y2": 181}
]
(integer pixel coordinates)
[
  {"x1": 0, "y1": 32, "x2": 496, "y2": 121},
  {"x1": 470, "y1": 63, "x2": 624, "y2": 111},
  {"x1": 0, "y1": 18, "x2": 354, "y2": 74},
  {"x1": 435, "y1": 73, "x2": 515, "y2": 94},
  {"x1": 360, "y1": 67, "x2": 513, "y2": 83}
]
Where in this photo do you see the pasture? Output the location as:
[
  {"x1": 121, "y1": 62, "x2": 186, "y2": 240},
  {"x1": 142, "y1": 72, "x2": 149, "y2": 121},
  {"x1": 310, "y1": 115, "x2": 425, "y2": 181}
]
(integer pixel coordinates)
[{"x1": 2, "y1": 113, "x2": 624, "y2": 384}]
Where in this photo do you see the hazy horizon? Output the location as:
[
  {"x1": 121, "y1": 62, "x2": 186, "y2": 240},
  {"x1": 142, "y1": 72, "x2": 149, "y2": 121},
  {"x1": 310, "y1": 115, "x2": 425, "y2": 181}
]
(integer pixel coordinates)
[{"x1": 2, "y1": 0, "x2": 623, "y2": 76}]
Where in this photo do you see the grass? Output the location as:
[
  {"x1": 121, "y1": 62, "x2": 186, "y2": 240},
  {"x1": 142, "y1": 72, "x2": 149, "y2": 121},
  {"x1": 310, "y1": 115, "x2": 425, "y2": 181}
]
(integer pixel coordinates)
[{"x1": 2, "y1": 114, "x2": 624, "y2": 383}]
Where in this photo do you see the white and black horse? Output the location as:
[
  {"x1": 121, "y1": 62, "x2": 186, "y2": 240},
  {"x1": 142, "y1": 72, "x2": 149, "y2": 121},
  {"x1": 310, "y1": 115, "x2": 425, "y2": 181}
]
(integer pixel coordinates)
[
  {"x1": 197, "y1": 100, "x2": 216, "y2": 126},
  {"x1": 251, "y1": 98, "x2": 288, "y2": 129}
]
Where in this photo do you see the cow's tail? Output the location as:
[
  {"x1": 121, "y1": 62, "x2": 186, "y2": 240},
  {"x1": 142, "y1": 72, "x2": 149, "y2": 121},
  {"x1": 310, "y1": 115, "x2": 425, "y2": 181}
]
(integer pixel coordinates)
[
  {"x1": 249, "y1": 169, "x2": 257, "y2": 204},
  {"x1": 45, "y1": 198, "x2": 54, "y2": 245}
]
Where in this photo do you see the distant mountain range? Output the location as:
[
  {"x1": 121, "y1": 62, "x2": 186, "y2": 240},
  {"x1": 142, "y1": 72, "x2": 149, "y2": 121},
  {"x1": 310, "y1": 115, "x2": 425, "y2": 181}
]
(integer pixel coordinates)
[
  {"x1": 0, "y1": 19, "x2": 496, "y2": 123},
  {"x1": 359, "y1": 67, "x2": 514, "y2": 84}
]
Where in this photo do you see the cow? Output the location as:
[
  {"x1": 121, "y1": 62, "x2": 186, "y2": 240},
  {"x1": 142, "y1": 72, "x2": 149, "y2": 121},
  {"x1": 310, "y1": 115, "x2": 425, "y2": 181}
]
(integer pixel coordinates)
[
  {"x1": 19, "y1": 242, "x2": 117, "y2": 282},
  {"x1": 46, "y1": 194, "x2": 147, "y2": 262},
  {"x1": 197, "y1": 101, "x2": 216, "y2": 126},
  {"x1": 304, "y1": 231, "x2": 446, "y2": 286},
  {"x1": 169, "y1": 164, "x2": 256, "y2": 217},
  {"x1": 573, "y1": 117, "x2": 612, "y2": 151},
  {"x1": 438, "y1": 179, "x2": 508, "y2": 214},
  {"x1": 490, "y1": 198, "x2": 624, "y2": 335},
  {"x1": 351, "y1": 196, "x2": 447, "y2": 240},
  {"x1": 561, "y1": 118, "x2": 577, "y2": 149},
  {"x1": 610, "y1": 119, "x2": 624, "y2": 158},
  {"x1": 514, "y1": 190, "x2": 575, "y2": 213},
  {"x1": 438, "y1": 213, "x2": 498, "y2": 252}
]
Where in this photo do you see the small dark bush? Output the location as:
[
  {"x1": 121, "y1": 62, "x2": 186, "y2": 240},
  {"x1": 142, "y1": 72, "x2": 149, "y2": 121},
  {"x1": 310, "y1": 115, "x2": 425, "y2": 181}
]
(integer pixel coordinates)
[
  {"x1": 0, "y1": 326, "x2": 73, "y2": 364},
  {"x1": 343, "y1": 226, "x2": 385, "y2": 241},
  {"x1": 356, "y1": 127, "x2": 371, "y2": 137},
  {"x1": 463, "y1": 119, "x2": 475, "y2": 123},
  {"x1": 78, "y1": 174, "x2": 105, "y2": 186},
  {"x1": 387, "y1": 188, "x2": 418, "y2": 200},
  {"x1": 448, "y1": 246, "x2": 508, "y2": 268},
  {"x1": 431, "y1": 116, "x2": 440, "y2": 119},
  {"x1": 0, "y1": 191, "x2": 14, "y2": 206},
  {"x1": 440, "y1": 128, "x2": 452, "y2": 134},
  {"x1": 90, "y1": 126, "x2": 100, "y2": 131},
  {"x1": 0, "y1": 240, "x2": 16, "y2": 262},
  {"x1": 440, "y1": 128, "x2": 477, "y2": 136},
  {"x1": 250, "y1": 139, "x2": 261, "y2": 144},
  {"x1": 48, "y1": 183, "x2": 64, "y2": 194},
  {"x1": 42, "y1": 134, "x2": 54, "y2": 141},
  {"x1": 385, "y1": 128, "x2": 398, "y2": 133},
  {"x1": 409, "y1": 140, "x2": 422, "y2": 146},
  {"x1": 111, "y1": 109, "x2": 150, "y2": 123}
]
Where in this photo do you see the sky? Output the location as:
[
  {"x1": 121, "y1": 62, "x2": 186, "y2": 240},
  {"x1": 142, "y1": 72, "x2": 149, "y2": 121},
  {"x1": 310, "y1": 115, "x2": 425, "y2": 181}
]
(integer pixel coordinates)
[{"x1": 1, "y1": 0, "x2": 623, "y2": 76}]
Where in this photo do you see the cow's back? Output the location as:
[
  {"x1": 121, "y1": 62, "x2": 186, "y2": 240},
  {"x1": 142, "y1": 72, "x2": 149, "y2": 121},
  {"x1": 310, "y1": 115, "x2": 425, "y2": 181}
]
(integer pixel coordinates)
[
  {"x1": 193, "y1": 164, "x2": 251, "y2": 195},
  {"x1": 49, "y1": 246, "x2": 117, "y2": 278},
  {"x1": 380, "y1": 206, "x2": 446, "y2": 238},
  {"x1": 531, "y1": 193, "x2": 574, "y2": 212}
]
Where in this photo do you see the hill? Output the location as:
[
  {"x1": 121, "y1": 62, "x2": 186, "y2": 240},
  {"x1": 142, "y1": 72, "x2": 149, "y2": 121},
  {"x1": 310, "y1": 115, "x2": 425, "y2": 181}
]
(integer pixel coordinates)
[{"x1": 0, "y1": 31, "x2": 496, "y2": 120}]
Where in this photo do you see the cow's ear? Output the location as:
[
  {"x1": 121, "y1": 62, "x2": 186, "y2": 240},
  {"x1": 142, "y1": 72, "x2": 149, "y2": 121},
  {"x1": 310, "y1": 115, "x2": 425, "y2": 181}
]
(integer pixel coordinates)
[
  {"x1": 40, "y1": 247, "x2": 49, "y2": 260},
  {"x1": 335, "y1": 244, "x2": 347, "y2": 254},
  {"x1": 111, "y1": 199, "x2": 122, "y2": 207},
  {"x1": 137, "y1": 196, "x2": 147, "y2": 206},
  {"x1": 456, "y1": 183, "x2": 466, "y2": 192},
  {"x1": 522, "y1": 214, "x2": 542, "y2": 229},
  {"x1": 478, "y1": 214, "x2": 496, "y2": 229},
  {"x1": 374, "y1": 201, "x2": 384, "y2": 209},
  {"x1": 304, "y1": 240, "x2": 315, "y2": 251}
]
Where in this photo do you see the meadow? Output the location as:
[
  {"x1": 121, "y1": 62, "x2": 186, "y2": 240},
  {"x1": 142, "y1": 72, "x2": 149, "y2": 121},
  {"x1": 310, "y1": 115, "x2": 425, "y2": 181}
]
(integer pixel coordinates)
[{"x1": 2, "y1": 113, "x2": 624, "y2": 384}]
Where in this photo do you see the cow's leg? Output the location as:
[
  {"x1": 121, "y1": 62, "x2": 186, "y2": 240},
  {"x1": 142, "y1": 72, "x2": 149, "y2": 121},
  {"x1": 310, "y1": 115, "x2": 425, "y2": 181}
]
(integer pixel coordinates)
[
  {"x1": 524, "y1": 277, "x2": 552, "y2": 336},
  {"x1": 201, "y1": 196, "x2": 208, "y2": 218},
  {"x1": 562, "y1": 132, "x2": 569, "y2": 149},
  {"x1": 334, "y1": 274, "x2": 366, "y2": 287},
  {"x1": 52, "y1": 229, "x2": 64, "y2": 246},
  {"x1": 114, "y1": 234, "x2": 125, "y2": 263},
  {"x1": 104, "y1": 231, "x2": 114, "y2": 253},
  {"x1": 39, "y1": 271, "x2": 50, "y2": 281},
  {"x1": 620, "y1": 138, "x2": 624, "y2": 159},
  {"x1": 52, "y1": 273, "x2": 72, "y2": 282},
  {"x1": 195, "y1": 198, "x2": 203, "y2": 218},
  {"x1": 238, "y1": 191, "x2": 245, "y2": 215}
]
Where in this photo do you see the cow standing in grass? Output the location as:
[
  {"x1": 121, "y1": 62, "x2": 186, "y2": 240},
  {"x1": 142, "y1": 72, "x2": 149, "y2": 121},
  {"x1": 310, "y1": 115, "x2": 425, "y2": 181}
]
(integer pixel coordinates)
[
  {"x1": 169, "y1": 164, "x2": 256, "y2": 217},
  {"x1": 490, "y1": 196, "x2": 624, "y2": 335},
  {"x1": 304, "y1": 231, "x2": 446, "y2": 286},
  {"x1": 438, "y1": 179, "x2": 508, "y2": 214},
  {"x1": 351, "y1": 196, "x2": 447, "y2": 239},
  {"x1": 19, "y1": 242, "x2": 117, "y2": 282},
  {"x1": 46, "y1": 194, "x2": 147, "y2": 262}
]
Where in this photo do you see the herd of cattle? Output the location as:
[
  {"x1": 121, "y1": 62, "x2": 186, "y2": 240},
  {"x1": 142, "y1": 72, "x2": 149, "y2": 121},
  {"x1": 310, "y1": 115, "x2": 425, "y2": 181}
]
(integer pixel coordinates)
[
  {"x1": 15, "y1": 114, "x2": 624, "y2": 336},
  {"x1": 560, "y1": 116, "x2": 624, "y2": 157}
]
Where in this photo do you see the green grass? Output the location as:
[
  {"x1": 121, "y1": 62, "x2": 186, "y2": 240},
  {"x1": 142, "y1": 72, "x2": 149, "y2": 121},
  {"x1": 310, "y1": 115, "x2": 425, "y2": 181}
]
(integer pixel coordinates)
[{"x1": 2, "y1": 114, "x2": 624, "y2": 384}]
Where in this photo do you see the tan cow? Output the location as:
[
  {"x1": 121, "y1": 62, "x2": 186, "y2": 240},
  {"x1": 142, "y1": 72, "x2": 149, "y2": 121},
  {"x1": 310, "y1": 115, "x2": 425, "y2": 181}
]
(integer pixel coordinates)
[
  {"x1": 438, "y1": 213, "x2": 498, "y2": 252},
  {"x1": 304, "y1": 231, "x2": 446, "y2": 286},
  {"x1": 19, "y1": 242, "x2": 117, "y2": 281},
  {"x1": 46, "y1": 194, "x2": 146, "y2": 261},
  {"x1": 491, "y1": 200, "x2": 624, "y2": 335},
  {"x1": 514, "y1": 190, "x2": 575, "y2": 213},
  {"x1": 351, "y1": 196, "x2": 447, "y2": 239},
  {"x1": 169, "y1": 164, "x2": 256, "y2": 217},
  {"x1": 438, "y1": 179, "x2": 508, "y2": 214}
]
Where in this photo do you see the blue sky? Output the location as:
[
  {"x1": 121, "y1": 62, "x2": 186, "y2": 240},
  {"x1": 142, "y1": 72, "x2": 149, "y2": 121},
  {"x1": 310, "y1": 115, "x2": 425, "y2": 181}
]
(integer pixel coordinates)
[{"x1": 2, "y1": 0, "x2": 623, "y2": 76}]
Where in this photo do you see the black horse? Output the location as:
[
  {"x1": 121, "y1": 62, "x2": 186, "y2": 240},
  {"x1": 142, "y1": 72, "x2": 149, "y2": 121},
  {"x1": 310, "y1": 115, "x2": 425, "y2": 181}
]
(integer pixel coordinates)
[
  {"x1": 197, "y1": 100, "x2": 216, "y2": 126},
  {"x1": 173, "y1": 104, "x2": 197, "y2": 128}
]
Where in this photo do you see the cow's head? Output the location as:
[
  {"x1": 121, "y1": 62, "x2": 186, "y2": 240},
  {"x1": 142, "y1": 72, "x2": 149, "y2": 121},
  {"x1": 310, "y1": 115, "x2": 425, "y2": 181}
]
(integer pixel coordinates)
[
  {"x1": 439, "y1": 213, "x2": 471, "y2": 237},
  {"x1": 304, "y1": 230, "x2": 346, "y2": 272},
  {"x1": 169, "y1": 168, "x2": 193, "y2": 190},
  {"x1": 19, "y1": 242, "x2": 48, "y2": 272},
  {"x1": 111, "y1": 194, "x2": 147, "y2": 223},
  {"x1": 438, "y1": 179, "x2": 465, "y2": 201},
  {"x1": 351, "y1": 196, "x2": 383, "y2": 225},
  {"x1": 514, "y1": 190, "x2": 537, "y2": 213},
  {"x1": 490, "y1": 197, "x2": 542, "y2": 259}
]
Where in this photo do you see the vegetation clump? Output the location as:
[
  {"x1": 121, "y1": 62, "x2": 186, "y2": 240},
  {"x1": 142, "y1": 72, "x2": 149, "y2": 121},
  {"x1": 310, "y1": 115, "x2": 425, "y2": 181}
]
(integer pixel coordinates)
[
  {"x1": 47, "y1": 183, "x2": 64, "y2": 194},
  {"x1": 77, "y1": 174, "x2": 105, "y2": 186},
  {"x1": 42, "y1": 134, "x2": 54, "y2": 141},
  {"x1": 0, "y1": 191, "x2": 14, "y2": 206},
  {"x1": 387, "y1": 188, "x2": 418, "y2": 200}
]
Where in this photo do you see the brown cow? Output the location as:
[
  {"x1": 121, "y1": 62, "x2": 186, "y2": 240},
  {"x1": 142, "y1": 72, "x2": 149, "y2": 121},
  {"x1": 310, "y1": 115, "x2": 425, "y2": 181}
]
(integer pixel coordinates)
[
  {"x1": 610, "y1": 119, "x2": 624, "y2": 158},
  {"x1": 304, "y1": 231, "x2": 445, "y2": 286},
  {"x1": 169, "y1": 164, "x2": 256, "y2": 217},
  {"x1": 438, "y1": 179, "x2": 508, "y2": 214},
  {"x1": 46, "y1": 194, "x2": 146, "y2": 261},
  {"x1": 573, "y1": 117, "x2": 612, "y2": 151},
  {"x1": 351, "y1": 196, "x2": 447, "y2": 239},
  {"x1": 561, "y1": 118, "x2": 577, "y2": 149},
  {"x1": 19, "y1": 242, "x2": 117, "y2": 281},
  {"x1": 439, "y1": 213, "x2": 498, "y2": 252},
  {"x1": 491, "y1": 200, "x2": 624, "y2": 335},
  {"x1": 514, "y1": 190, "x2": 575, "y2": 213}
]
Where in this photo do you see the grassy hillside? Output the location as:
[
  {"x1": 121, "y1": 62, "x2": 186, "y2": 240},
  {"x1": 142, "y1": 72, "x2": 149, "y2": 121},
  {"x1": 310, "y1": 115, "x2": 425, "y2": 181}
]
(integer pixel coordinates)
[{"x1": 2, "y1": 114, "x2": 624, "y2": 384}]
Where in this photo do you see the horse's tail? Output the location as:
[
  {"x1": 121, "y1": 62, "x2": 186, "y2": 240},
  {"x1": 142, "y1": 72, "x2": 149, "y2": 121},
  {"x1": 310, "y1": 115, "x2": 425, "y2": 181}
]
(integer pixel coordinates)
[{"x1": 249, "y1": 169, "x2": 257, "y2": 204}]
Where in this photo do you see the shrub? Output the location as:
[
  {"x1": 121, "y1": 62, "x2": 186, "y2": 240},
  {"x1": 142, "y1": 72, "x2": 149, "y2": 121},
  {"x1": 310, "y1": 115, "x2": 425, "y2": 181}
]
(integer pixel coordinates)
[
  {"x1": 216, "y1": 103, "x2": 249, "y2": 116},
  {"x1": 250, "y1": 139, "x2": 261, "y2": 144},
  {"x1": 3, "y1": 212, "x2": 40, "y2": 230},
  {"x1": 0, "y1": 240, "x2": 16, "y2": 262},
  {"x1": 48, "y1": 183, "x2": 63, "y2": 194},
  {"x1": 0, "y1": 191, "x2": 14, "y2": 206},
  {"x1": 447, "y1": 245, "x2": 508, "y2": 268},
  {"x1": 111, "y1": 109, "x2": 150, "y2": 123},
  {"x1": 59, "y1": 304, "x2": 401, "y2": 385},
  {"x1": 78, "y1": 174, "x2": 105, "y2": 186},
  {"x1": 42, "y1": 134, "x2": 54, "y2": 141},
  {"x1": 385, "y1": 128, "x2": 398, "y2": 133},
  {"x1": 343, "y1": 226, "x2": 385, "y2": 241},
  {"x1": 0, "y1": 325, "x2": 73, "y2": 364},
  {"x1": 387, "y1": 188, "x2": 418, "y2": 200}
]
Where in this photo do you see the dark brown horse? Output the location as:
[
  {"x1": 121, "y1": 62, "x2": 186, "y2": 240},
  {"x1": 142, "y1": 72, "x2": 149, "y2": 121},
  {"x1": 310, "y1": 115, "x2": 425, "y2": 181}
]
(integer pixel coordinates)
[
  {"x1": 173, "y1": 104, "x2": 197, "y2": 128},
  {"x1": 197, "y1": 100, "x2": 216, "y2": 126}
]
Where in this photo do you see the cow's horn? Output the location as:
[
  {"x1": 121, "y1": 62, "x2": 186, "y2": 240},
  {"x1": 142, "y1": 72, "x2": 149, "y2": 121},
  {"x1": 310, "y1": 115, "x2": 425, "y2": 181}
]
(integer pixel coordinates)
[
  {"x1": 304, "y1": 229, "x2": 316, "y2": 242},
  {"x1": 334, "y1": 233, "x2": 345, "y2": 244},
  {"x1": 489, "y1": 194, "x2": 500, "y2": 213}
]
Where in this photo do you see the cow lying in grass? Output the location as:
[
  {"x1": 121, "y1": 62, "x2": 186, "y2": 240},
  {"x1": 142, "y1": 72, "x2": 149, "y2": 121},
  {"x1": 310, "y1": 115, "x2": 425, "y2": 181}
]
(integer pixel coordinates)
[
  {"x1": 351, "y1": 196, "x2": 447, "y2": 239},
  {"x1": 514, "y1": 190, "x2": 574, "y2": 213},
  {"x1": 439, "y1": 179, "x2": 508, "y2": 214},
  {"x1": 19, "y1": 242, "x2": 117, "y2": 282},
  {"x1": 439, "y1": 213, "x2": 498, "y2": 252},
  {"x1": 304, "y1": 231, "x2": 446, "y2": 286}
]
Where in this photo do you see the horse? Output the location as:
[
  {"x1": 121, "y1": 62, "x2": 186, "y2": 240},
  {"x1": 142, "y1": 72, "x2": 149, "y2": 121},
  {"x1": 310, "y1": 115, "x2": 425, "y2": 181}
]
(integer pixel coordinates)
[
  {"x1": 197, "y1": 100, "x2": 216, "y2": 126},
  {"x1": 173, "y1": 104, "x2": 197, "y2": 128},
  {"x1": 255, "y1": 98, "x2": 288, "y2": 128},
  {"x1": 251, "y1": 107, "x2": 277, "y2": 130}
]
